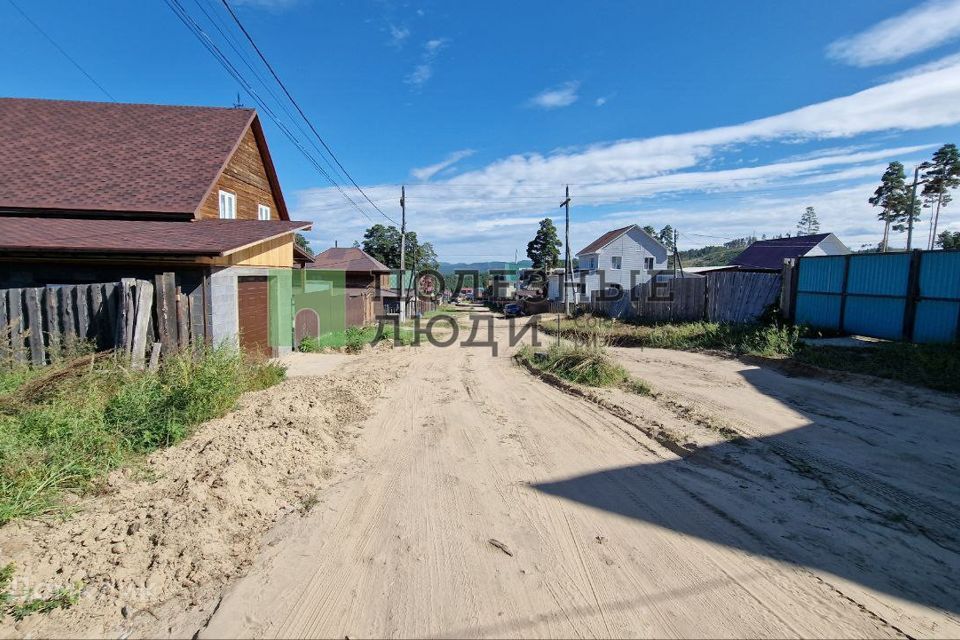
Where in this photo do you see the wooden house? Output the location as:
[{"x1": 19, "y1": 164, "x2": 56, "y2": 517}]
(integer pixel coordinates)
[{"x1": 0, "y1": 97, "x2": 311, "y2": 354}]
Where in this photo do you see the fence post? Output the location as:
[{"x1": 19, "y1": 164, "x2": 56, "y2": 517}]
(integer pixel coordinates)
[
  {"x1": 24, "y1": 288, "x2": 45, "y2": 366},
  {"x1": 838, "y1": 255, "x2": 851, "y2": 333},
  {"x1": 903, "y1": 249, "x2": 922, "y2": 341}
]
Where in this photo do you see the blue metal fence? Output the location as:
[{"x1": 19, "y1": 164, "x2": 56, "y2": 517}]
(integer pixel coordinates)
[{"x1": 793, "y1": 250, "x2": 960, "y2": 343}]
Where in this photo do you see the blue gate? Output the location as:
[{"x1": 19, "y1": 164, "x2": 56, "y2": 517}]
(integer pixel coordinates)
[{"x1": 793, "y1": 250, "x2": 960, "y2": 343}]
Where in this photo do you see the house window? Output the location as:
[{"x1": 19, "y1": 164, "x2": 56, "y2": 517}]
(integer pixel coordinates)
[
  {"x1": 611, "y1": 256, "x2": 622, "y2": 270},
  {"x1": 218, "y1": 190, "x2": 236, "y2": 219},
  {"x1": 644, "y1": 257, "x2": 654, "y2": 270},
  {"x1": 257, "y1": 204, "x2": 271, "y2": 220}
]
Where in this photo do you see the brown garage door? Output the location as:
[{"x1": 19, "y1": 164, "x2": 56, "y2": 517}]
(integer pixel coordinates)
[{"x1": 237, "y1": 276, "x2": 269, "y2": 355}]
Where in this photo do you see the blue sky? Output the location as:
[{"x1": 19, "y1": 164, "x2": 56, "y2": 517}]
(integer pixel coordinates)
[{"x1": 4, "y1": 0, "x2": 960, "y2": 260}]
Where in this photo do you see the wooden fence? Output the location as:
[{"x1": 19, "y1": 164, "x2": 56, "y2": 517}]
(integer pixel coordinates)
[
  {"x1": 551, "y1": 271, "x2": 782, "y2": 324},
  {"x1": 0, "y1": 273, "x2": 208, "y2": 369}
]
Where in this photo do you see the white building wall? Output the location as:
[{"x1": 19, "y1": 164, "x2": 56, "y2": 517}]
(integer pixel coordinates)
[
  {"x1": 577, "y1": 226, "x2": 668, "y2": 298},
  {"x1": 806, "y1": 233, "x2": 850, "y2": 257}
]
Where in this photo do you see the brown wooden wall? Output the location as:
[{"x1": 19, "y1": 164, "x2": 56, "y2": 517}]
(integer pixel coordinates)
[{"x1": 196, "y1": 126, "x2": 280, "y2": 221}]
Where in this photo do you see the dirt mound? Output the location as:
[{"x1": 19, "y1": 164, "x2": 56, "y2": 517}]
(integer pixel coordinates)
[{"x1": 0, "y1": 357, "x2": 404, "y2": 639}]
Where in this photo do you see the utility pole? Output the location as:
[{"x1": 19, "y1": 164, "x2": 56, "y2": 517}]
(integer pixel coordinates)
[
  {"x1": 673, "y1": 229, "x2": 679, "y2": 278},
  {"x1": 560, "y1": 185, "x2": 572, "y2": 316},
  {"x1": 399, "y1": 185, "x2": 406, "y2": 322}
]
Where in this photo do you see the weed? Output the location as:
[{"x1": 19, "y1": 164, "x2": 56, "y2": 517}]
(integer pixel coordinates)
[
  {"x1": 516, "y1": 343, "x2": 652, "y2": 393},
  {"x1": 0, "y1": 563, "x2": 80, "y2": 621},
  {"x1": 0, "y1": 346, "x2": 284, "y2": 524}
]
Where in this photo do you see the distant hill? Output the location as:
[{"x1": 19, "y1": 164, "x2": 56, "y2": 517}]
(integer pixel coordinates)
[
  {"x1": 438, "y1": 259, "x2": 532, "y2": 274},
  {"x1": 675, "y1": 245, "x2": 744, "y2": 267}
]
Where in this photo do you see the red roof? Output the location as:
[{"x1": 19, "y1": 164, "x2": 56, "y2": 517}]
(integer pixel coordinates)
[
  {"x1": 0, "y1": 217, "x2": 310, "y2": 256},
  {"x1": 0, "y1": 97, "x2": 283, "y2": 218},
  {"x1": 306, "y1": 247, "x2": 390, "y2": 272}
]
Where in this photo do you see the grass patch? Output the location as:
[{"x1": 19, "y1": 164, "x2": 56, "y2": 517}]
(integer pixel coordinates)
[
  {"x1": 539, "y1": 315, "x2": 802, "y2": 357},
  {"x1": 794, "y1": 342, "x2": 960, "y2": 394},
  {"x1": 515, "y1": 343, "x2": 651, "y2": 394},
  {"x1": 0, "y1": 347, "x2": 284, "y2": 525},
  {"x1": 0, "y1": 562, "x2": 80, "y2": 621},
  {"x1": 298, "y1": 324, "x2": 419, "y2": 353}
]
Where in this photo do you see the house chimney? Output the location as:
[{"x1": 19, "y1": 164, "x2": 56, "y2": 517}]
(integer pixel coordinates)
[{"x1": 335, "y1": 240, "x2": 338, "y2": 248}]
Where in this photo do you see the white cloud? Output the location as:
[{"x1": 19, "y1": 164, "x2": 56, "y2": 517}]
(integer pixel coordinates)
[
  {"x1": 595, "y1": 97, "x2": 607, "y2": 107},
  {"x1": 405, "y1": 37, "x2": 450, "y2": 88},
  {"x1": 827, "y1": 0, "x2": 960, "y2": 66},
  {"x1": 889, "y1": 51, "x2": 960, "y2": 80},
  {"x1": 528, "y1": 81, "x2": 580, "y2": 109},
  {"x1": 411, "y1": 149, "x2": 475, "y2": 181},
  {"x1": 295, "y1": 59, "x2": 960, "y2": 258},
  {"x1": 389, "y1": 24, "x2": 410, "y2": 47}
]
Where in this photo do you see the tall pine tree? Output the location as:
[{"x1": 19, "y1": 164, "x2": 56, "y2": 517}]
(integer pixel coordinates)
[
  {"x1": 526, "y1": 218, "x2": 562, "y2": 270},
  {"x1": 796, "y1": 206, "x2": 820, "y2": 235},
  {"x1": 869, "y1": 162, "x2": 909, "y2": 253},
  {"x1": 921, "y1": 143, "x2": 960, "y2": 250}
]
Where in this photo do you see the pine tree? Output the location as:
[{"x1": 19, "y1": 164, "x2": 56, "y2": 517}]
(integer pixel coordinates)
[
  {"x1": 921, "y1": 143, "x2": 960, "y2": 250},
  {"x1": 526, "y1": 218, "x2": 562, "y2": 270},
  {"x1": 658, "y1": 225, "x2": 675, "y2": 250},
  {"x1": 869, "y1": 162, "x2": 909, "y2": 252},
  {"x1": 796, "y1": 206, "x2": 820, "y2": 235},
  {"x1": 642, "y1": 225, "x2": 656, "y2": 237}
]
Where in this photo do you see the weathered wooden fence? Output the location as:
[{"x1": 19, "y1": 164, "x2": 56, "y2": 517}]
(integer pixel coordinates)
[
  {"x1": 558, "y1": 271, "x2": 782, "y2": 324},
  {"x1": 0, "y1": 273, "x2": 208, "y2": 368}
]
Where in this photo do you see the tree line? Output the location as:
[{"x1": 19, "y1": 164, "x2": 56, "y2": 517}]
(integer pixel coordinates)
[{"x1": 870, "y1": 143, "x2": 959, "y2": 252}]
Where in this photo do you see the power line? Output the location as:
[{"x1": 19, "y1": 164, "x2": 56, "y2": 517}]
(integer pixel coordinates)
[
  {"x1": 6, "y1": 0, "x2": 115, "y2": 101},
  {"x1": 163, "y1": 0, "x2": 382, "y2": 225},
  {"x1": 217, "y1": 0, "x2": 397, "y2": 225}
]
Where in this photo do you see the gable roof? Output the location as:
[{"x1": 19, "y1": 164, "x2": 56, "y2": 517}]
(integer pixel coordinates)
[
  {"x1": 0, "y1": 97, "x2": 288, "y2": 219},
  {"x1": 577, "y1": 224, "x2": 667, "y2": 255},
  {"x1": 306, "y1": 247, "x2": 390, "y2": 272},
  {"x1": 0, "y1": 217, "x2": 310, "y2": 257},
  {"x1": 730, "y1": 233, "x2": 832, "y2": 270}
]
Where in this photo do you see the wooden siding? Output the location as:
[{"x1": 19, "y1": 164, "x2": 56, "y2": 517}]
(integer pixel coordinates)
[
  {"x1": 196, "y1": 126, "x2": 279, "y2": 220},
  {"x1": 218, "y1": 235, "x2": 294, "y2": 268}
]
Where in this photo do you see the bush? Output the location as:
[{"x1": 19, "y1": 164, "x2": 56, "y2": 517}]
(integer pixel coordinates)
[
  {"x1": 0, "y1": 347, "x2": 284, "y2": 524},
  {"x1": 344, "y1": 326, "x2": 367, "y2": 354}
]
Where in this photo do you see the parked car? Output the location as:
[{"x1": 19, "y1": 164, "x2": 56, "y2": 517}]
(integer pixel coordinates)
[{"x1": 503, "y1": 302, "x2": 523, "y2": 317}]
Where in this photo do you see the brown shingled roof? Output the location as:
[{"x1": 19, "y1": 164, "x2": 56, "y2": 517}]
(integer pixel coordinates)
[
  {"x1": 306, "y1": 247, "x2": 390, "y2": 272},
  {"x1": 0, "y1": 97, "x2": 282, "y2": 217},
  {"x1": 577, "y1": 224, "x2": 636, "y2": 255},
  {"x1": 0, "y1": 217, "x2": 310, "y2": 256}
]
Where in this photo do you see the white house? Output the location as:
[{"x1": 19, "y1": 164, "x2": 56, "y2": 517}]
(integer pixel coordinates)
[{"x1": 567, "y1": 224, "x2": 669, "y2": 300}]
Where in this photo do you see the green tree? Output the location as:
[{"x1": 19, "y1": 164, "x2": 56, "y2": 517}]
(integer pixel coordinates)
[
  {"x1": 642, "y1": 225, "x2": 657, "y2": 237},
  {"x1": 869, "y1": 162, "x2": 909, "y2": 252},
  {"x1": 796, "y1": 206, "x2": 820, "y2": 235},
  {"x1": 658, "y1": 225, "x2": 675, "y2": 251},
  {"x1": 360, "y1": 224, "x2": 437, "y2": 271},
  {"x1": 526, "y1": 218, "x2": 562, "y2": 270},
  {"x1": 937, "y1": 230, "x2": 960, "y2": 250},
  {"x1": 294, "y1": 233, "x2": 311, "y2": 253},
  {"x1": 921, "y1": 143, "x2": 960, "y2": 250}
]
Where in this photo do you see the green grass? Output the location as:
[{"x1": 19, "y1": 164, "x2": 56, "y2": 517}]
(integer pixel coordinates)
[
  {"x1": 0, "y1": 347, "x2": 285, "y2": 525},
  {"x1": 0, "y1": 562, "x2": 80, "y2": 621},
  {"x1": 794, "y1": 342, "x2": 960, "y2": 394},
  {"x1": 515, "y1": 343, "x2": 651, "y2": 394},
  {"x1": 539, "y1": 316, "x2": 802, "y2": 357},
  {"x1": 538, "y1": 315, "x2": 960, "y2": 394},
  {"x1": 299, "y1": 325, "x2": 415, "y2": 353}
]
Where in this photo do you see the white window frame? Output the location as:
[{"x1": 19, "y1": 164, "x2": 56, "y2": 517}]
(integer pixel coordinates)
[
  {"x1": 218, "y1": 190, "x2": 237, "y2": 219},
  {"x1": 257, "y1": 203, "x2": 271, "y2": 220},
  {"x1": 611, "y1": 256, "x2": 622, "y2": 270},
  {"x1": 644, "y1": 257, "x2": 654, "y2": 270}
]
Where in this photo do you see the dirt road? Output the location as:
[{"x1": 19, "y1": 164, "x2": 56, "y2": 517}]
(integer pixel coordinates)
[{"x1": 197, "y1": 313, "x2": 960, "y2": 639}]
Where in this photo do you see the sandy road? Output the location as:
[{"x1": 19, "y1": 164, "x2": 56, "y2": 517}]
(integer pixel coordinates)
[{"x1": 200, "y1": 313, "x2": 960, "y2": 639}]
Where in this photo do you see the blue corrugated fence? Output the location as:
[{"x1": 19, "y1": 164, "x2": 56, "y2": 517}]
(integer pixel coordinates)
[{"x1": 793, "y1": 250, "x2": 960, "y2": 343}]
